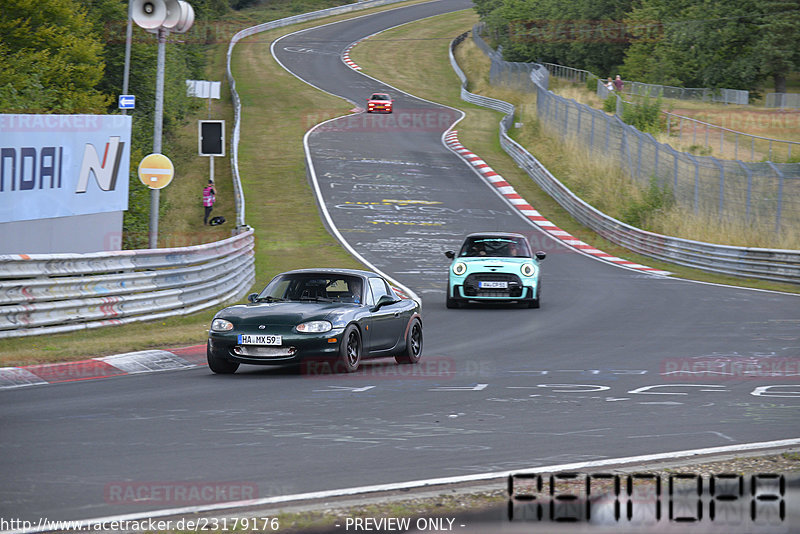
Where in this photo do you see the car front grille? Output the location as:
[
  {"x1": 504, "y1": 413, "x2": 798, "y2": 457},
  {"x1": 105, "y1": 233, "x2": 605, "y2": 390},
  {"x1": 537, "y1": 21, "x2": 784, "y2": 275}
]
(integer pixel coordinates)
[
  {"x1": 463, "y1": 272, "x2": 524, "y2": 298},
  {"x1": 232, "y1": 346, "x2": 297, "y2": 359}
]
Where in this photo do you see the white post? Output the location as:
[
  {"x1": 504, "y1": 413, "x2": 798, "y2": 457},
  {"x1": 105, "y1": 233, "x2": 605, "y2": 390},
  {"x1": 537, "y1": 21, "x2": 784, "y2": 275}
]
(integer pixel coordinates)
[{"x1": 149, "y1": 27, "x2": 167, "y2": 249}]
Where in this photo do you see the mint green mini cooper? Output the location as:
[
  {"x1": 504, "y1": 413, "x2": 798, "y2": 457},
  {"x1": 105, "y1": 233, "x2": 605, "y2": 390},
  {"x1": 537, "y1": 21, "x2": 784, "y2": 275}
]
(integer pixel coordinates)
[{"x1": 445, "y1": 232, "x2": 546, "y2": 309}]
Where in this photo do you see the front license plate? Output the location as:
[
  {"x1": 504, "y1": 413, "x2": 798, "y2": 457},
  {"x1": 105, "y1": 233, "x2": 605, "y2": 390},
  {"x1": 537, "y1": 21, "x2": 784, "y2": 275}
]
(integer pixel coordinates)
[
  {"x1": 479, "y1": 281, "x2": 508, "y2": 289},
  {"x1": 238, "y1": 334, "x2": 281, "y2": 346}
]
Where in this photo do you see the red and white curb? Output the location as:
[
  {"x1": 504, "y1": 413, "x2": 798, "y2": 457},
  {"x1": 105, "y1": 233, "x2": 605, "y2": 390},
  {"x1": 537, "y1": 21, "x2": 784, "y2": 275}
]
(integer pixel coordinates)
[
  {"x1": 342, "y1": 40, "x2": 362, "y2": 70},
  {"x1": 0, "y1": 345, "x2": 206, "y2": 390},
  {"x1": 444, "y1": 130, "x2": 671, "y2": 276}
]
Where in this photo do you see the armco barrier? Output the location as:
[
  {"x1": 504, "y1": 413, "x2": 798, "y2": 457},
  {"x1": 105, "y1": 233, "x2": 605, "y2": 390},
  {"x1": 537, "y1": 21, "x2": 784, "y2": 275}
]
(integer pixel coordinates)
[
  {"x1": 0, "y1": 231, "x2": 255, "y2": 338},
  {"x1": 450, "y1": 32, "x2": 800, "y2": 284},
  {"x1": 0, "y1": 0, "x2": 413, "y2": 339}
]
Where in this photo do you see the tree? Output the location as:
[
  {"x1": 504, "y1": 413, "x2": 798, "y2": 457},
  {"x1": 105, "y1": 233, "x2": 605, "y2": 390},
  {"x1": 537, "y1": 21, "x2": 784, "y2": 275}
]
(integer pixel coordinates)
[
  {"x1": 622, "y1": 0, "x2": 795, "y2": 91},
  {"x1": 473, "y1": 0, "x2": 633, "y2": 77},
  {"x1": 0, "y1": 0, "x2": 111, "y2": 113},
  {"x1": 756, "y1": 0, "x2": 800, "y2": 93}
]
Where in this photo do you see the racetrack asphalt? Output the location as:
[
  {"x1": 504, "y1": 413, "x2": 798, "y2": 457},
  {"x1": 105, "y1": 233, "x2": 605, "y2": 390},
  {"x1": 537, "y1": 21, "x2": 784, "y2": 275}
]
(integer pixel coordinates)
[{"x1": 1, "y1": 0, "x2": 799, "y2": 527}]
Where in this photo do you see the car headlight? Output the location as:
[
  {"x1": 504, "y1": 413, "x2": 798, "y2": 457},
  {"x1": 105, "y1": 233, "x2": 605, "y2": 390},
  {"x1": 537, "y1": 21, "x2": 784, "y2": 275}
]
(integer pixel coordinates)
[
  {"x1": 521, "y1": 263, "x2": 536, "y2": 277},
  {"x1": 296, "y1": 321, "x2": 332, "y2": 333},
  {"x1": 211, "y1": 318, "x2": 233, "y2": 331},
  {"x1": 452, "y1": 262, "x2": 467, "y2": 276}
]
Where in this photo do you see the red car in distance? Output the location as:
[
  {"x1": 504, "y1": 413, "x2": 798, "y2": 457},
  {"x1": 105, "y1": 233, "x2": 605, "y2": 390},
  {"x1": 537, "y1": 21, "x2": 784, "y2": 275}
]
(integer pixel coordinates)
[{"x1": 367, "y1": 93, "x2": 393, "y2": 113}]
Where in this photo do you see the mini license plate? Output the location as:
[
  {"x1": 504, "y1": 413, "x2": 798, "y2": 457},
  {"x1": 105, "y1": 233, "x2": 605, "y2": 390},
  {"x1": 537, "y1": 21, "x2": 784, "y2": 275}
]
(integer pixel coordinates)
[
  {"x1": 238, "y1": 334, "x2": 281, "y2": 346},
  {"x1": 479, "y1": 281, "x2": 508, "y2": 289}
]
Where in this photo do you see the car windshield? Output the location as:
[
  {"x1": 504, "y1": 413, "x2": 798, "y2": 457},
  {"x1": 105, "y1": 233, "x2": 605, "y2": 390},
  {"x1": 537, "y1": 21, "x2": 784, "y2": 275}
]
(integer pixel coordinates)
[
  {"x1": 257, "y1": 273, "x2": 363, "y2": 304},
  {"x1": 459, "y1": 236, "x2": 532, "y2": 258},
  {"x1": 370, "y1": 94, "x2": 389, "y2": 100}
]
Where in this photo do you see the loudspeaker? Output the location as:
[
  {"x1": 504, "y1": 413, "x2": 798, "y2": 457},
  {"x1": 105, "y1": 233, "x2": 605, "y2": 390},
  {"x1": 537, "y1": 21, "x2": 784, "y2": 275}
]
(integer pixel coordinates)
[
  {"x1": 173, "y1": 1, "x2": 195, "y2": 33},
  {"x1": 161, "y1": 0, "x2": 182, "y2": 29},
  {"x1": 131, "y1": 0, "x2": 167, "y2": 29}
]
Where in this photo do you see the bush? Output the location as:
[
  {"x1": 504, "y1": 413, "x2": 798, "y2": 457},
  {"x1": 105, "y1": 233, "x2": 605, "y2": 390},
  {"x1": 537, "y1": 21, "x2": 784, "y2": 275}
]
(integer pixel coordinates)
[
  {"x1": 620, "y1": 177, "x2": 674, "y2": 229},
  {"x1": 603, "y1": 95, "x2": 617, "y2": 113},
  {"x1": 621, "y1": 94, "x2": 663, "y2": 134}
]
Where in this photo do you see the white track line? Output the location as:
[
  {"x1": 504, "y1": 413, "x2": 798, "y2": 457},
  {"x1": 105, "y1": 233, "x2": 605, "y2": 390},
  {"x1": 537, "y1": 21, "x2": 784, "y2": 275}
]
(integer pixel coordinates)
[{"x1": 13, "y1": 438, "x2": 798, "y2": 534}]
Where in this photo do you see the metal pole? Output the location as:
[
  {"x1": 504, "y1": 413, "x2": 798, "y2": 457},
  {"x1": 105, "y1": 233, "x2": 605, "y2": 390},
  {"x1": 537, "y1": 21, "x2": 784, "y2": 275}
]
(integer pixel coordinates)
[
  {"x1": 149, "y1": 27, "x2": 167, "y2": 249},
  {"x1": 122, "y1": 0, "x2": 133, "y2": 116}
]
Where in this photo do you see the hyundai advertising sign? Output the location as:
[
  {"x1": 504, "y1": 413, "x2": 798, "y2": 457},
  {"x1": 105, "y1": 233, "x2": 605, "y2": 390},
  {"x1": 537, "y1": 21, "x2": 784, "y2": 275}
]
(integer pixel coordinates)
[{"x1": 0, "y1": 114, "x2": 132, "y2": 224}]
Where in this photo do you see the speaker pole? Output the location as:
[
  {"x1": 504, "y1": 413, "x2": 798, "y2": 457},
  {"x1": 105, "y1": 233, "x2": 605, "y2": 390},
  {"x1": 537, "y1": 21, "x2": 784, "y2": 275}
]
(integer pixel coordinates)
[
  {"x1": 122, "y1": 0, "x2": 133, "y2": 116},
  {"x1": 149, "y1": 27, "x2": 167, "y2": 249}
]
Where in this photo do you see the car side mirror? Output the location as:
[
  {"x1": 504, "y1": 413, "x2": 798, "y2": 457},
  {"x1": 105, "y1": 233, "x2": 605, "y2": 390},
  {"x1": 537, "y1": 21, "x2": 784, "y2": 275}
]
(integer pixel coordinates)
[
  {"x1": 372, "y1": 294, "x2": 398, "y2": 311},
  {"x1": 445, "y1": 251, "x2": 455, "y2": 259},
  {"x1": 535, "y1": 251, "x2": 546, "y2": 261},
  {"x1": 247, "y1": 293, "x2": 259, "y2": 303}
]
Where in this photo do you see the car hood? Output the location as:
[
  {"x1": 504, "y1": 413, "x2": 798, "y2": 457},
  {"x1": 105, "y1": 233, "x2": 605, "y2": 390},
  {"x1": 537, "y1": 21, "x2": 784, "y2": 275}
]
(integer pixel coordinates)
[
  {"x1": 457, "y1": 257, "x2": 532, "y2": 267},
  {"x1": 217, "y1": 301, "x2": 355, "y2": 327}
]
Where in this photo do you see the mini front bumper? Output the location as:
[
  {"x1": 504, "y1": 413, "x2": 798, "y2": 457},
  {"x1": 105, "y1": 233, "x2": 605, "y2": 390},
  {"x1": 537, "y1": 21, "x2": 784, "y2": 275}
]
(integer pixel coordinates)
[{"x1": 451, "y1": 284, "x2": 536, "y2": 301}]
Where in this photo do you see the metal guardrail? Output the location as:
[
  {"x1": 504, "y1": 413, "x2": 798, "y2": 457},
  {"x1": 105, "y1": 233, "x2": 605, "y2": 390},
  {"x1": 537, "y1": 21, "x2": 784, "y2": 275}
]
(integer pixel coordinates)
[
  {"x1": 451, "y1": 32, "x2": 800, "y2": 284},
  {"x1": 0, "y1": 1, "x2": 415, "y2": 339},
  {"x1": 0, "y1": 231, "x2": 256, "y2": 338}
]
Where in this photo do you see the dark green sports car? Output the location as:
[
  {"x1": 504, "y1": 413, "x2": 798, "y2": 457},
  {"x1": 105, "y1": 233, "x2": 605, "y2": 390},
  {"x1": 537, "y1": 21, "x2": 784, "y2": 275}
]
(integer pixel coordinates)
[{"x1": 207, "y1": 269, "x2": 423, "y2": 374}]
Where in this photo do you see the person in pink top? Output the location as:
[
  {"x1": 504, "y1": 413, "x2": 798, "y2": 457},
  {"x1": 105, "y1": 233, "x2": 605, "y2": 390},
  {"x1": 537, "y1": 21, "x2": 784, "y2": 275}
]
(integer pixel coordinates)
[{"x1": 202, "y1": 180, "x2": 216, "y2": 225}]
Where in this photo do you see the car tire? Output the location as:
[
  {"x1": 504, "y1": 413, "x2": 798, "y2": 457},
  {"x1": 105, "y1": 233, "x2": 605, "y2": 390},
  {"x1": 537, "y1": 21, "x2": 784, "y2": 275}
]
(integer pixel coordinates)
[
  {"x1": 395, "y1": 318, "x2": 423, "y2": 364},
  {"x1": 528, "y1": 282, "x2": 541, "y2": 308},
  {"x1": 207, "y1": 342, "x2": 239, "y2": 374},
  {"x1": 337, "y1": 324, "x2": 362, "y2": 373}
]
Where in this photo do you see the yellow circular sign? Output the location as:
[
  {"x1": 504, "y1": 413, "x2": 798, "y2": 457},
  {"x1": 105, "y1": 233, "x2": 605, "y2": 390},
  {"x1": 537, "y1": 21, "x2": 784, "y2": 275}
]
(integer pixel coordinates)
[{"x1": 138, "y1": 153, "x2": 175, "y2": 189}]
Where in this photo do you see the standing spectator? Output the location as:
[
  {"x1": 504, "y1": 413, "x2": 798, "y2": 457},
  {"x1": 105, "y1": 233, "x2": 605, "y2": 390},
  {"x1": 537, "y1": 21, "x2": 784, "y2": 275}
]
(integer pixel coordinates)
[
  {"x1": 202, "y1": 180, "x2": 216, "y2": 225},
  {"x1": 606, "y1": 77, "x2": 614, "y2": 91},
  {"x1": 613, "y1": 75, "x2": 624, "y2": 92}
]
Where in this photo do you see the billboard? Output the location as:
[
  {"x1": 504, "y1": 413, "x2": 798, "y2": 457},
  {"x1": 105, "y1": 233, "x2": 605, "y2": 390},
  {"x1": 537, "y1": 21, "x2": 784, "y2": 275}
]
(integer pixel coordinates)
[{"x1": 0, "y1": 114, "x2": 132, "y2": 224}]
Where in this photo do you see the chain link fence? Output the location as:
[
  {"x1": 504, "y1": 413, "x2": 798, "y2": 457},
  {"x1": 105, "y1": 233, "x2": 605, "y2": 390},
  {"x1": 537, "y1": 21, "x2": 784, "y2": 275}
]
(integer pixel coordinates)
[
  {"x1": 765, "y1": 93, "x2": 800, "y2": 109},
  {"x1": 471, "y1": 25, "x2": 800, "y2": 235},
  {"x1": 626, "y1": 82, "x2": 748, "y2": 106}
]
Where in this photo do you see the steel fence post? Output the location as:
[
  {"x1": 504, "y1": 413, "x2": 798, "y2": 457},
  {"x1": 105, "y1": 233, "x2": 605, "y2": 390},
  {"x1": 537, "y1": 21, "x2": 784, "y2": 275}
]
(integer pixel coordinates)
[
  {"x1": 654, "y1": 138, "x2": 659, "y2": 179},
  {"x1": 713, "y1": 157, "x2": 725, "y2": 219},
  {"x1": 686, "y1": 154, "x2": 700, "y2": 214},
  {"x1": 767, "y1": 162, "x2": 784, "y2": 233},
  {"x1": 637, "y1": 131, "x2": 643, "y2": 181},
  {"x1": 673, "y1": 151, "x2": 679, "y2": 192},
  {"x1": 736, "y1": 160, "x2": 752, "y2": 223}
]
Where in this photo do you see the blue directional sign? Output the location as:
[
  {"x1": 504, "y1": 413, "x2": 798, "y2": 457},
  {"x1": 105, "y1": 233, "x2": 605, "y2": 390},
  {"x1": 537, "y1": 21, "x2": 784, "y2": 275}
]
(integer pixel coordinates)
[{"x1": 118, "y1": 95, "x2": 135, "y2": 110}]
